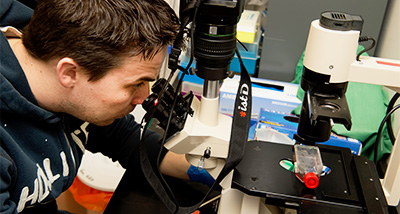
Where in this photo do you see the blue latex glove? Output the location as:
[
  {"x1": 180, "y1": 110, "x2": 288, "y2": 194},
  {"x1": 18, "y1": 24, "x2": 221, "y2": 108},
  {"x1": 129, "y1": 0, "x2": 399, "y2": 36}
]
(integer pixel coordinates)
[{"x1": 187, "y1": 165, "x2": 215, "y2": 188}]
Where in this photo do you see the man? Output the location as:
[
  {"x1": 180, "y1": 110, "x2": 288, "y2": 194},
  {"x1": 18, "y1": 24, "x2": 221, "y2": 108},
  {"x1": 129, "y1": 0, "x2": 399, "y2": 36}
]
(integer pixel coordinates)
[{"x1": 0, "y1": 0, "x2": 213, "y2": 213}]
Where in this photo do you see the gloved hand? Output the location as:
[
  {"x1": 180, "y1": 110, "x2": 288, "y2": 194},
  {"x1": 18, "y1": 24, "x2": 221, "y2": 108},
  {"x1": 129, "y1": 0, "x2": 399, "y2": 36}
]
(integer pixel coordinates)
[{"x1": 187, "y1": 165, "x2": 215, "y2": 188}]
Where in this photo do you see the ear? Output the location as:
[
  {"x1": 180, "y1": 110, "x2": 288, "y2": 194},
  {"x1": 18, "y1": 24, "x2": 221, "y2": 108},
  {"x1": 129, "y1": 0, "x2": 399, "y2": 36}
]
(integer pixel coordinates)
[{"x1": 56, "y1": 57, "x2": 80, "y2": 88}]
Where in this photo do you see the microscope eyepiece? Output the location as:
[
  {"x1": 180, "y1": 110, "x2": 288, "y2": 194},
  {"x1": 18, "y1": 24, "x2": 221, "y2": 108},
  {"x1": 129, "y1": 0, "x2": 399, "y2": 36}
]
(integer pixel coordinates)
[{"x1": 185, "y1": 0, "x2": 245, "y2": 81}]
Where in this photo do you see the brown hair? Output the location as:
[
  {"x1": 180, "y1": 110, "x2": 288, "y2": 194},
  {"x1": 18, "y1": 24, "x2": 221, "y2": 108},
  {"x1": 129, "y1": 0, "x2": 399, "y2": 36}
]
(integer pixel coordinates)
[{"x1": 22, "y1": 0, "x2": 179, "y2": 81}]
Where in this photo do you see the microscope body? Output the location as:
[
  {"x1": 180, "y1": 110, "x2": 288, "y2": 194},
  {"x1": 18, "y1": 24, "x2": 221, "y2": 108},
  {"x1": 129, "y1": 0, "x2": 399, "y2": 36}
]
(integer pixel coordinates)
[{"x1": 162, "y1": 0, "x2": 246, "y2": 177}]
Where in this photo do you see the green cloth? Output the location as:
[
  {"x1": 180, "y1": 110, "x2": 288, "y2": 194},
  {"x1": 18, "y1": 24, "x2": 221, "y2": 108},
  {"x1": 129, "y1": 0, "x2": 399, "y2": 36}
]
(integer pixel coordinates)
[{"x1": 291, "y1": 46, "x2": 392, "y2": 161}]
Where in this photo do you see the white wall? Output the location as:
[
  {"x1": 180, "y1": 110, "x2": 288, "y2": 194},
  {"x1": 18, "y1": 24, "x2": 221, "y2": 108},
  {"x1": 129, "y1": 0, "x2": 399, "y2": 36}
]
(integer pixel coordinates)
[
  {"x1": 376, "y1": 0, "x2": 400, "y2": 60},
  {"x1": 376, "y1": 0, "x2": 400, "y2": 140}
]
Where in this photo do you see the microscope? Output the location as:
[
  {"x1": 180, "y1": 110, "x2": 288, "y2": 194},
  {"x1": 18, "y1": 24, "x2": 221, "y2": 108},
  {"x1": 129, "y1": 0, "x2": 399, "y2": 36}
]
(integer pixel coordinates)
[
  {"x1": 142, "y1": 3, "x2": 400, "y2": 213},
  {"x1": 296, "y1": 11, "x2": 400, "y2": 209},
  {"x1": 143, "y1": 0, "x2": 246, "y2": 179}
]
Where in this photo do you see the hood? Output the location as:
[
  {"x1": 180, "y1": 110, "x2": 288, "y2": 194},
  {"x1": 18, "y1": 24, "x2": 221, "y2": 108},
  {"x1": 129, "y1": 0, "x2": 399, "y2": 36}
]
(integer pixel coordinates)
[
  {"x1": 0, "y1": 0, "x2": 34, "y2": 30},
  {"x1": 0, "y1": 33, "x2": 60, "y2": 123}
]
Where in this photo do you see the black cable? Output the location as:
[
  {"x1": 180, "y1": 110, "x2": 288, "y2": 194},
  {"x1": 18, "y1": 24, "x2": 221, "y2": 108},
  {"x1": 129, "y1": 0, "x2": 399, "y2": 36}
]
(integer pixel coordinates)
[
  {"x1": 235, "y1": 47, "x2": 244, "y2": 65},
  {"x1": 187, "y1": 0, "x2": 202, "y2": 75},
  {"x1": 140, "y1": 1, "x2": 203, "y2": 213},
  {"x1": 374, "y1": 104, "x2": 400, "y2": 165},
  {"x1": 237, "y1": 39, "x2": 248, "y2": 52},
  {"x1": 386, "y1": 93, "x2": 400, "y2": 144},
  {"x1": 357, "y1": 36, "x2": 376, "y2": 61},
  {"x1": 152, "y1": 51, "x2": 195, "y2": 214},
  {"x1": 140, "y1": 70, "x2": 180, "y2": 211}
]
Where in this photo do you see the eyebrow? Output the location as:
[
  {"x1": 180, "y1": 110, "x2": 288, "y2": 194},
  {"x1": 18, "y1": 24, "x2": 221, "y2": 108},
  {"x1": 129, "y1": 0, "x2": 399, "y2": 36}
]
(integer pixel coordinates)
[{"x1": 136, "y1": 76, "x2": 157, "y2": 82}]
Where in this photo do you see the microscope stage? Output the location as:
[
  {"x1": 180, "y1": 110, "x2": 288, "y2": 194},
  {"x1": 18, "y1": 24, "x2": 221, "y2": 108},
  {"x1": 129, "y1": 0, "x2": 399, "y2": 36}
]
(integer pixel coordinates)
[{"x1": 232, "y1": 141, "x2": 388, "y2": 213}]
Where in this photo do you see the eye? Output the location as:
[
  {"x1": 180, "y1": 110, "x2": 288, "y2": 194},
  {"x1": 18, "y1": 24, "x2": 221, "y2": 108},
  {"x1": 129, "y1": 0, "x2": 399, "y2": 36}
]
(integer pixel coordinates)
[{"x1": 132, "y1": 82, "x2": 145, "y2": 89}]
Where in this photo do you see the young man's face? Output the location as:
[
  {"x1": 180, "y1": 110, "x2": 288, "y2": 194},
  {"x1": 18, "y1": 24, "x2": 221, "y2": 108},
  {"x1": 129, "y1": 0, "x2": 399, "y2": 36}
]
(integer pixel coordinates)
[{"x1": 70, "y1": 48, "x2": 167, "y2": 126}]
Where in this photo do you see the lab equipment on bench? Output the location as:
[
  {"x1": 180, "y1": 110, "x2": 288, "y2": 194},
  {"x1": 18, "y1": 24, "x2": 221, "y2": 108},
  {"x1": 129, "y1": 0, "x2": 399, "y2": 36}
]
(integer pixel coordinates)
[
  {"x1": 105, "y1": 6, "x2": 399, "y2": 214},
  {"x1": 230, "y1": 11, "x2": 399, "y2": 213},
  {"x1": 211, "y1": 11, "x2": 399, "y2": 213}
]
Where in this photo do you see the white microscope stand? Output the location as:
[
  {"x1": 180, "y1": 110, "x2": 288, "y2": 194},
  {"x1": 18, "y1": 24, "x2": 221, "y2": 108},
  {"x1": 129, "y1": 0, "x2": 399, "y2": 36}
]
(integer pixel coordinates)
[
  {"x1": 163, "y1": 83, "x2": 285, "y2": 213},
  {"x1": 164, "y1": 94, "x2": 231, "y2": 178}
]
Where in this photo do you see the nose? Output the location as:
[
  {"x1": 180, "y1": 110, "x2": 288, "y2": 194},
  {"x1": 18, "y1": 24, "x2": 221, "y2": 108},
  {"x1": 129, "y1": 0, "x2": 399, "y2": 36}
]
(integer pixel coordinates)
[{"x1": 131, "y1": 82, "x2": 150, "y2": 105}]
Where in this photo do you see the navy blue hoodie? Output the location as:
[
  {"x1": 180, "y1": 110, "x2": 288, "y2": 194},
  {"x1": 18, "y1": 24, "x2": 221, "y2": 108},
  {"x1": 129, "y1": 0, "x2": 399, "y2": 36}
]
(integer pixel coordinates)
[{"x1": 0, "y1": 18, "x2": 164, "y2": 214}]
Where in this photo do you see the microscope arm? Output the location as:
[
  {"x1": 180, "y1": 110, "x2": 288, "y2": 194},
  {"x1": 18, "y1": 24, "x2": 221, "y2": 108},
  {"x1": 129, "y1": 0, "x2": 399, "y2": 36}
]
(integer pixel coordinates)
[{"x1": 348, "y1": 56, "x2": 400, "y2": 93}]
